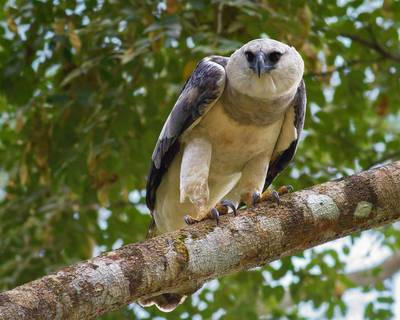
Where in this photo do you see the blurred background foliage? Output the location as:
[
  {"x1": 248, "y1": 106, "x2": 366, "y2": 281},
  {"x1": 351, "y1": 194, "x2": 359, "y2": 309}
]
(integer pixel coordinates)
[{"x1": 0, "y1": 0, "x2": 400, "y2": 319}]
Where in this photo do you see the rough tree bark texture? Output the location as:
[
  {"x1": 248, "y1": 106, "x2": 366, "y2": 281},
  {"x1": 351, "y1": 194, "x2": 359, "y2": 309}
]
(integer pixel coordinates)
[{"x1": 1, "y1": 162, "x2": 400, "y2": 320}]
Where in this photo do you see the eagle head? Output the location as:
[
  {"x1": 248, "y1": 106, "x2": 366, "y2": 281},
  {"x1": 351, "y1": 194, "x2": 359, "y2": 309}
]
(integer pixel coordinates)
[{"x1": 226, "y1": 38, "x2": 304, "y2": 99}]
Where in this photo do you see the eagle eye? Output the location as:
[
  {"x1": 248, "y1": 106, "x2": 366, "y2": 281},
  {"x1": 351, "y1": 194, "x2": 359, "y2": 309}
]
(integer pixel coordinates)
[
  {"x1": 244, "y1": 51, "x2": 255, "y2": 63},
  {"x1": 268, "y1": 51, "x2": 283, "y2": 63}
]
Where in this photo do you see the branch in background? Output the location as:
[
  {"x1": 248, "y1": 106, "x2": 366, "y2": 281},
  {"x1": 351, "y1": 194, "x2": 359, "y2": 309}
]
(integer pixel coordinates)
[
  {"x1": 348, "y1": 250, "x2": 400, "y2": 287},
  {"x1": 1, "y1": 162, "x2": 400, "y2": 320},
  {"x1": 279, "y1": 246, "x2": 400, "y2": 310},
  {"x1": 306, "y1": 30, "x2": 400, "y2": 78},
  {"x1": 305, "y1": 58, "x2": 382, "y2": 78},
  {"x1": 339, "y1": 33, "x2": 400, "y2": 63},
  {"x1": 216, "y1": 2, "x2": 224, "y2": 35},
  {"x1": 366, "y1": 151, "x2": 400, "y2": 170}
]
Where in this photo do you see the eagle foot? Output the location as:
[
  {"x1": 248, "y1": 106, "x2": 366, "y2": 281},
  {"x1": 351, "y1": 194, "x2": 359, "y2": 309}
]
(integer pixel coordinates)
[
  {"x1": 260, "y1": 185, "x2": 294, "y2": 205},
  {"x1": 183, "y1": 200, "x2": 237, "y2": 226},
  {"x1": 184, "y1": 215, "x2": 199, "y2": 225},
  {"x1": 218, "y1": 200, "x2": 237, "y2": 216},
  {"x1": 241, "y1": 191, "x2": 261, "y2": 208}
]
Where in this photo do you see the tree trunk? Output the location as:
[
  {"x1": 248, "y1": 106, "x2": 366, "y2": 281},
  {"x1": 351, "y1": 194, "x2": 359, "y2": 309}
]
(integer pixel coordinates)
[{"x1": 1, "y1": 162, "x2": 400, "y2": 320}]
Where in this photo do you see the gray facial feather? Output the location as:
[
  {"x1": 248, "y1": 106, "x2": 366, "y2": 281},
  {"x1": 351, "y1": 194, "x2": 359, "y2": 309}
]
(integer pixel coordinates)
[{"x1": 220, "y1": 81, "x2": 297, "y2": 126}]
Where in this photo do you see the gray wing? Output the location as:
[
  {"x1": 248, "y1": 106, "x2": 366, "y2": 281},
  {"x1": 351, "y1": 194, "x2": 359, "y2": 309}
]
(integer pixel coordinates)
[
  {"x1": 264, "y1": 79, "x2": 306, "y2": 189},
  {"x1": 146, "y1": 56, "x2": 228, "y2": 211}
]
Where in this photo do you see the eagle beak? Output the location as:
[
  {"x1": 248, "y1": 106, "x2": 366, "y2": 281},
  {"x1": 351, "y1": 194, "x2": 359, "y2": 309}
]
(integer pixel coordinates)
[
  {"x1": 255, "y1": 53, "x2": 264, "y2": 78},
  {"x1": 254, "y1": 52, "x2": 275, "y2": 78}
]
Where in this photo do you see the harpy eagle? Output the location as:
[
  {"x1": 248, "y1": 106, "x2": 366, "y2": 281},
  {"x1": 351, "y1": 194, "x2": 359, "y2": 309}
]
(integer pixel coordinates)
[{"x1": 142, "y1": 38, "x2": 306, "y2": 311}]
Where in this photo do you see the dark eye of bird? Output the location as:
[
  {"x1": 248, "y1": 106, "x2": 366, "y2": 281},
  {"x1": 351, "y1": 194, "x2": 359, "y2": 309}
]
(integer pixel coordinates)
[
  {"x1": 245, "y1": 51, "x2": 255, "y2": 63},
  {"x1": 269, "y1": 51, "x2": 282, "y2": 63}
]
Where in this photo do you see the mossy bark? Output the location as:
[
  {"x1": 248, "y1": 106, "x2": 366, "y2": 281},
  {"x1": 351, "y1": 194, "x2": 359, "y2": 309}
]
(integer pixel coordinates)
[{"x1": 1, "y1": 162, "x2": 400, "y2": 320}]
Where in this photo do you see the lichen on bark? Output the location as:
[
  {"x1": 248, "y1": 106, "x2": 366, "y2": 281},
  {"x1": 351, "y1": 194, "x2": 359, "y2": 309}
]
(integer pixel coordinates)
[{"x1": 1, "y1": 162, "x2": 400, "y2": 320}]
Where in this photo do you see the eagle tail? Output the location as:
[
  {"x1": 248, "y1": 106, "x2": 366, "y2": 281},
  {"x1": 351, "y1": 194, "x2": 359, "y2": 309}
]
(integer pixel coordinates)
[{"x1": 139, "y1": 217, "x2": 188, "y2": 312}]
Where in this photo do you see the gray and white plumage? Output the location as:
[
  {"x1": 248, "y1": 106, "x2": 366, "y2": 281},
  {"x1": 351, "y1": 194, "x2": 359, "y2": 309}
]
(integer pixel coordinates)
[{"x1": 143, "y1": 38, "x2": 306, "y2": 311}]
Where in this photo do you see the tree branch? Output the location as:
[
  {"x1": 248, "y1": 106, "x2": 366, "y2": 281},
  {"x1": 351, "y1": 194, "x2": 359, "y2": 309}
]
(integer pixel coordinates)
[
  {"x1": 365, "y1": 151, "x2": 400, "y2": 170},
  {"x1": 304, "y1": 58, "x2": 383, "y2": 78},
  {"x1": 339, "y1": 33, "x2": 400, "y2": 63},
  {"x1": 1, "y1": 162, "x2": 400, "y2": 319},
  {"x1": 279, "y1": 239, "x2": 400, "y2": 310},
  {"x1": 347, "y1": 250, "x2": 400, "y2": 287}
]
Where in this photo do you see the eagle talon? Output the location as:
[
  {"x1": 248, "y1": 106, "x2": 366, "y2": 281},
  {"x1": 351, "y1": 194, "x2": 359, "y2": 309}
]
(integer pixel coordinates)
[
  {"x1": 277, "y1": 185, "x2": 294, "y2": 194},
  {"x1": 184, "y1": 215, "x2": 198, "y2": 225},
  {"x1": 272, "y1": 190, "x2": 281, "y2": 205},
  {"x1": 210, "y1": 208, "x2": 220, "y2": 225},
  {"x1": 252, "y1": 192, "x2": 261, "y2": 206},
  {"x1": 220, "y1": 200, "x2": 237, "y2": 216}
]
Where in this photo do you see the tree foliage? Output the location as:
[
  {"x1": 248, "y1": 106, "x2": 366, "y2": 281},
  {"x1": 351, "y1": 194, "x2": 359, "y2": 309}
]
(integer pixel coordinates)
[{"x1": 0, "y1": 1, "x2": 399, "y2": 319}]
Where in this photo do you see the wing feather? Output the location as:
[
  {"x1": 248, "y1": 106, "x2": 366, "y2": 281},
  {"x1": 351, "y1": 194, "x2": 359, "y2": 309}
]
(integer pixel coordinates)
[
  {"x1": 264, "y1": 79, "x2": 306, "y2": 189},
  {"x1": 146, "y1": 56, "x2": 227, "y2": 210}
]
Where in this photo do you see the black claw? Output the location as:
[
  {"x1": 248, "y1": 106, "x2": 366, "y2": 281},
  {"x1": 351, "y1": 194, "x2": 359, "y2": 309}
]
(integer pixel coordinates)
[
  {"x1": 252, "y1": 192, "x2": 260, "y2": 206},
  {"x1": 184, "y1": 215, "x2": 195, "y2": 225},
  {"x1": 211, "y1": 208, "x2": 220, "y2": 225},
  {"x1": 272, "y1": 190, "x2": 281, "y2": 205},
  {"x1": 221, "y1": 200, "x2": 237, "y2": 216}
]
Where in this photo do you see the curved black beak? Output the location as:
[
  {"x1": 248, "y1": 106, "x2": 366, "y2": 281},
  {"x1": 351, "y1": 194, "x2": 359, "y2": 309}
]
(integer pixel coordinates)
[{"x1": 251, "y1": 52, "x2": 276, "y2": 78}]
